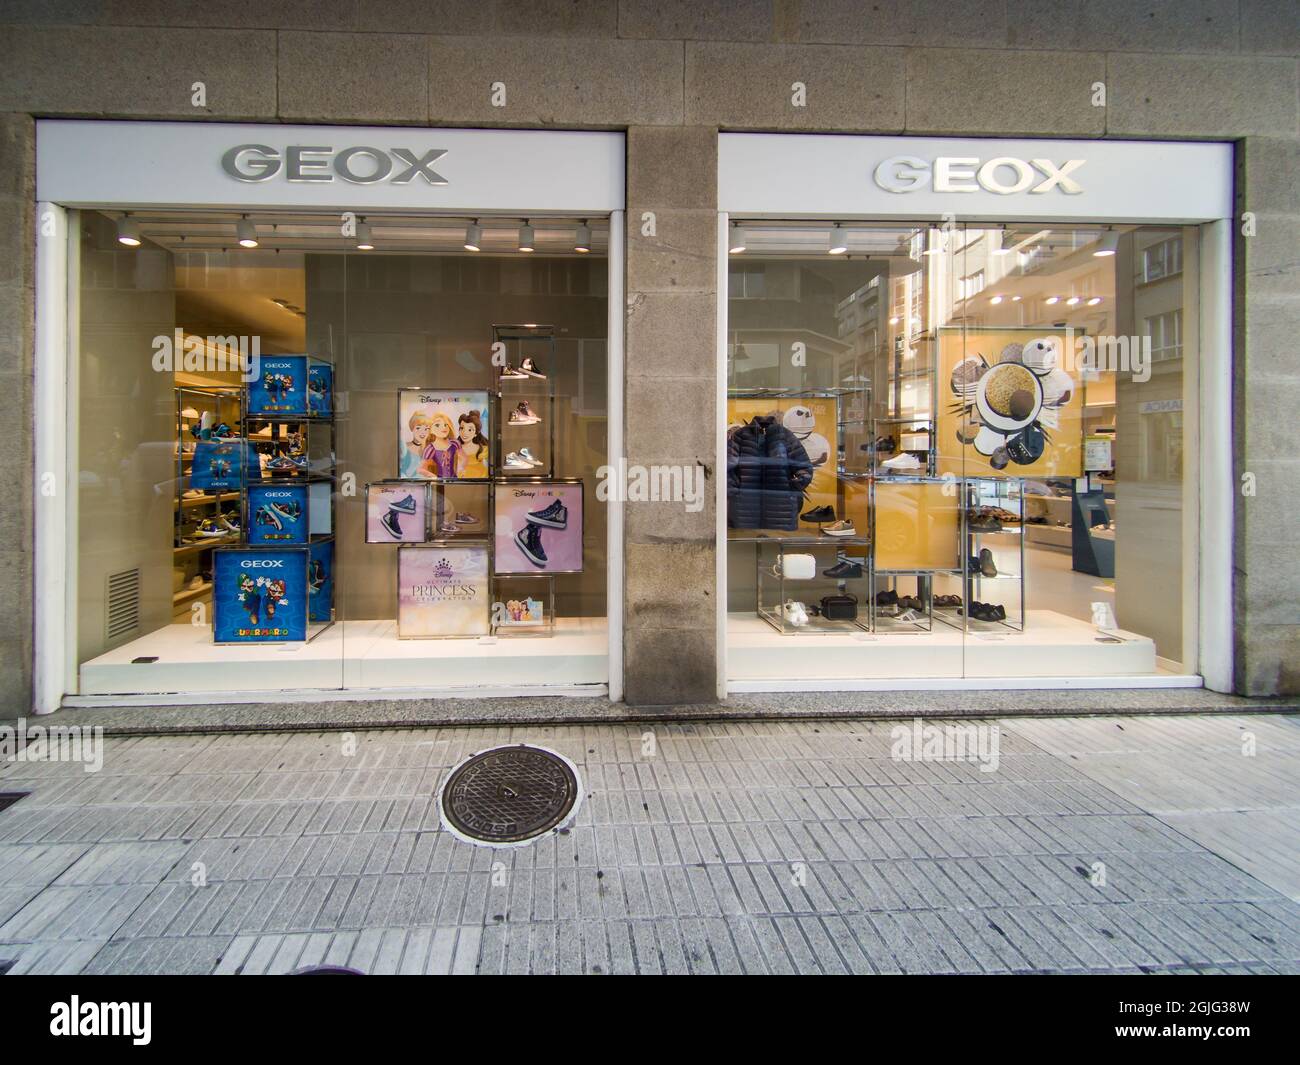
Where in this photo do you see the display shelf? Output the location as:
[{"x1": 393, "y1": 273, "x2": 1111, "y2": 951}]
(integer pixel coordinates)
[
  {"x1": 494, "y1": 324, "x2": 557, "y2": 480},
  {"x1": 754, "y1": 537, "x2": 870, "y2": 635}
]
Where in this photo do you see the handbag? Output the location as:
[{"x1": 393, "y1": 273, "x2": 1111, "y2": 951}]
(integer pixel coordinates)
[{"x1": 818, "y1": 593, "x2": 858, "y2": 621}]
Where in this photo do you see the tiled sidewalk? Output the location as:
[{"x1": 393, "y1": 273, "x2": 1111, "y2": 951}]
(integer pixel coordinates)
[{"x1": 1, "y1": 715, "x2": 1297, "y2": 975}]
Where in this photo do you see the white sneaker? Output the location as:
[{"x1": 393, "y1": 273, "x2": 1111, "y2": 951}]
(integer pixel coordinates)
[
  {"x1": 517, "y1": 447, "x2": 544, "y2": 466},
  {"x1": 782, "y1": 600, "x2": 810, "y2": 627},
  {"x1": 505, "y1": 451, "x2": 533, "y2": 469},
  {"x1": 821, "y1": 519, "x2": 857, "y2": 537},
  {"x1": 882, "y1": 452, "x2": 923, "y2": 471}
]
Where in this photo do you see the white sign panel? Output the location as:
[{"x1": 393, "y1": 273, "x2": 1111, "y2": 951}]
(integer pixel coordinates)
[
  {"x1": 37, "y1": 120, "x2": 625, "y2": 213},
  {"x1": 720, "y1": 134, "x2": 1231, "y2": 222}
]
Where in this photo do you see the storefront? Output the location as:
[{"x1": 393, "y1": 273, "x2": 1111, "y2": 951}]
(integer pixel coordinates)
[
  {"x1": 33, "y1": 120, "x2": 625, "y2": 711},
  {"x1": 716, "y1": 134, "x2": 1234, "y2": 693}
]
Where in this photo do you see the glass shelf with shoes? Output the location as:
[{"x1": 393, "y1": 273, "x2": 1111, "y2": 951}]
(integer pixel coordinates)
[
  {"x1": 495, "y1": 324, "x2": 555, "y2": 479},
  {"x1": 959, "y1": 478, "x2": 1026, "y2": 633},
  {"x1": 870, "y1": 572, "x2": 934, "y2": 634},
  {"x1": 755, "y1": 537, "x2": 871, "y2": 635},
  {"x1": 430, "y1": 481, "x2": 491, "y2": 541}
]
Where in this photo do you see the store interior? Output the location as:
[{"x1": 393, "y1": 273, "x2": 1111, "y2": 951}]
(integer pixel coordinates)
[
  {"x1": 725, "y1": 220, "x2": 1196, "y2": 683},
  {"x1": 74, "y1": 209, "x2": 611, "y2": 695}
]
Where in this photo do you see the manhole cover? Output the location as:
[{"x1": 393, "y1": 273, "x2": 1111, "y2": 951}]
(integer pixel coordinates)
[{"x1": 439, "y1": 744, "x2": 581, "y2": 846}]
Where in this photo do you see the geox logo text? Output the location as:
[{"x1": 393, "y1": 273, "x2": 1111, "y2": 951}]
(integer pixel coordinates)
[
  {"x1": 221, "y1": 144, "x2": 448, "y2": 185},
  {"x1": 874, "y1": 156, "x2": 1084, "y2": 195}
]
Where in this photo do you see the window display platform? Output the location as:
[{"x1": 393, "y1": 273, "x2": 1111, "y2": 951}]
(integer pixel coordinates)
[
  {"x1": 728, "y1": 609, "x2": 1159, "y2": 686},
  {"x1": 80, "y1": 619, "x2": 608, "y2": 696}
]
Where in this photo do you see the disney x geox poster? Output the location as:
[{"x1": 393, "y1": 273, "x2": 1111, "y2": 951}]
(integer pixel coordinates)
[
  {"x1": 936, "y1": 327, "x2": 1083, "y2": 478},
  {"x1": 397, "y1": 544, "x2": 490, "y2": 637},
  {"x1": 398, "y1": 389, "x2": 491, "y2": 480},
  {"x1": 247, "y1": 483, "x2": 309, "y2": 544},
  {"x1": 493, "y1": 481, "x2": 584, "y2": 574},
  {"x1": 212, "y1": 547, "x2": 308, "y2": 643}
]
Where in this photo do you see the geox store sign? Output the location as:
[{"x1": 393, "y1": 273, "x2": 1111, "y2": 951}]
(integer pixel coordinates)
[
  {"x1": 220, "y1": 144, "x2": 449, "y2": 186},
  {"x1": 872, "y1": 156, "x2": 1085, "y2": 195}
]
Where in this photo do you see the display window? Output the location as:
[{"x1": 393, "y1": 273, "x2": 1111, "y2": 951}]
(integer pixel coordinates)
[
  {"x1": 68, "y1": 208, "x2": 612, "y2": 696},
  {"x1": 724, "y1": 218, "x2": 1209, "y2": 686}
]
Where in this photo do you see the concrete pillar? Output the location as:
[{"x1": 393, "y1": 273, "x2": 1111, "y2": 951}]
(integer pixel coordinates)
[{"x1": 622, "y1": 125, "x2": 719, "y2": 705}]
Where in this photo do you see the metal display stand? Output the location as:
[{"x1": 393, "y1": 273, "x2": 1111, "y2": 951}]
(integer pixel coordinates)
[{"x1": 753, "y1": 535, "x2": 871, "y2": 634}]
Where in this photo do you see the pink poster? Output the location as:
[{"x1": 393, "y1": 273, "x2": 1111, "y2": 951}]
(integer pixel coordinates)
[
  {"x1": 494, "y1": 481, "x2": 584, "y2": 574},
  {"x1": 397, "y1": 545, "x2": 490, "y2": 637},
  {"x1": 365, "y1": 482, "x2": 428, "y2": 543}
]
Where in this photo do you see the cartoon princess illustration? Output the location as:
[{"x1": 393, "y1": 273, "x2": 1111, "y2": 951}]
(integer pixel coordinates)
[
  {"x1": 419, "y1": 412, "x2": 460, "y2": 480},
  {"x1": 400, "y1": 412, "x2": 432, "y2": 479},
  {"x1": 455, "y1": 410, "x2": 489, "y2": 479}
]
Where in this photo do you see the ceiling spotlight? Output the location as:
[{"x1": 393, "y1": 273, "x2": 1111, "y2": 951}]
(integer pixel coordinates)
[
  {"x1": 1045, "y1": 296, "x2": 1060, "y2": 305},
  {"x1": 518, "y1": 221, "x2": 535, "y2": 253},
  {"x1": 1011, "y1": 295, "x2": 1022, "y2": 302},
  {"x1": 828, "y1": 225, "x2": 849, "y2": 255},
  {"x1": 574, "y1": 222, "x2": 592, "y2": 254},
  {"x1": 1066, "y1": 296, "x2": 1081, "y2": 305},
  {"x1": 464, "y1": 220, "x2": 482, "y2": 252},
  {"x1": 355, "y1": 219, "x2": 373, "y2": 251},
  {"x1": 236, "y1": 215, "x2": 258, "y2": 248},
  {"x1": 1093, "y1": 231, "x2": 1119, "y2": 257},
  {"x1": 728, "y1": 223, "x2": 746, "y2": 254},
  {"x1": 116, "y1": 213, "x2": 141, "y2": 247},
  {"x1": 989, "y1": 295, "x2": 1003, "y2": 305},
  {"x1": 1087, "y1": 296, "x2": 1103, "y2": 305}
]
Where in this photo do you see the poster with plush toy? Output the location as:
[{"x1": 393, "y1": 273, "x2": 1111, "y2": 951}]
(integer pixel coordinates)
[
  {"x1": 727, "y1": 397, "x2": 838, "y2": 528},
  {"x1": 936, "y1": 328, "x2": 1083, "y2": 478}
]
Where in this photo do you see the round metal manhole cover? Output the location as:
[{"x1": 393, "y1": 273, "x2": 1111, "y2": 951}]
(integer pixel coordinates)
[{"x1": 438, "y1": 744, "x2": 581, "y2": 846}]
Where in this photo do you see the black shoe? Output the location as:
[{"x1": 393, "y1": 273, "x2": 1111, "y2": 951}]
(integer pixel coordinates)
[
  {"x1": 526, "y1": 499, "x2": 568, "y2": 529},
  {"x1": 823, "y1": 558, "x2": 863, "y2": 579},
  {"x1": 875, "y1": 589, "x2": 898, "y2": 607},
  {"x1": 979, "y1": 548, "x2": 997, "y2": 577},
  {"x1": 801, "y1": 504, "x2": 836, "y2": 523},
  {"x1": 515, "y1": 523, "x2": 548, "y2": 568}
]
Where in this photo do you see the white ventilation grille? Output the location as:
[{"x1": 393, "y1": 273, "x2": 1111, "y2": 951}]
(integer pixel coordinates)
[{"x1": 105, "y1": 568, "x2": 141, "y2": 642}]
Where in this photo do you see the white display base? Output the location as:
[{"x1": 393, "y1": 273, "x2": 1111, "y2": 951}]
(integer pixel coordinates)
[
  {"x1": 728, "y1": 609, "x2": 1165, "y2": 688},
  {"x1": 79, "y1": 618, "x2": 609, "y2": 697}
]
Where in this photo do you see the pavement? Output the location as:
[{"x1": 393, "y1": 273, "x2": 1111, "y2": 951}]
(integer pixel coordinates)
[{"x1": 0, "y1": 712, "x2": 1297, "y2": 975}]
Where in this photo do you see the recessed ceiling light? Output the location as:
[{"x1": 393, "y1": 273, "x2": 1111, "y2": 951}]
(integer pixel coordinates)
[
  {"x1": 1093, "y1": 231, "x2": 1118, "y2": 257},
  {"x1": 1011, "y1": 295, "x2": 1022, "y2": 302},
  {"x1": 1087, "y1": 296, "x2": 1102, "y2": 305},
  {"x1": 116, "y1": 214, "x2": 140, "y2": 247},
  {"x1": 464, "y1": 220, "x2": 482, "y2": 252},
  {"x1": 518, "y1": 221, "x2": 535, "y2": 253},
  {"x1": 1045, "y1": 296, "x2": 1060, "y2": 305},
  {"x1": 989, "y1": 295, "x2": 1003, "y2": 305},
  {"x1": 828, "y1": 225, "x2": 849, "y2": 255},
  {"x1": 1066, "y1": 296, "x2": 1081, "y2": 305},
  {"x1": 728, "y1": 223, "x2": 746, "y2": 254},
  {"x1": 355, "y1": 219, "x2": 373, "y2": 251},
  {"x1": 236, "y1": 215, "x2": 258, "y2": 249}
]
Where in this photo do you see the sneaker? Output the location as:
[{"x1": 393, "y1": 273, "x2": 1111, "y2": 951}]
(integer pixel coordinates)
[
  {"x1": 182, "y1": 488, "x2": 207, "y2": 500},
  {"x1": 520, "y1": 357, "x2": 546, "y2": 378},
  {"x1": 515, "y1": 523, "x2": 548, "y2": 567},
  {"x1": 509, "y1": 401, "x2": 542, "y2": 425},
  {"x1": 269, "y1": 501, "x2": 301, "y2": 524},
  {"x1": 219, "y1": 512, "x2": 241, "y2": 533},
  {"x1": 821, "y1": 519, "x2": 856, "y2": 537},
  {"x1": 500, "y1": 364, "x2": 529, "y2": 379},
  {"x1": 526, "y1": 499, "x2": 568, "y2": 529},
  {"x1": 439, "y1": 521, "x2": 460, "y2": 534},
  {"x1": 881, "y1": 452, "x2": 923, "y2": 471},
  {"x1": 194, "y1": 518, "x2": 229, "y2": 538},
  {"x1": 505, "y1": 451, "x2": 533, "y2": 470},
  {"x1": 454, "y1": 512, "x2": 478, "y2": 525},
  {"x1": 380, "y1": 509, "x2": 404, "y2": 539},
  {"x1": 800, "y1": 504, "x2": 836, "y2": 523},
  {"x1": 875, "y1": 589, "x2": 898, "y2": 607},
  {"x1": 255, "y1": 505, "x2": 282, "y2": 530},
  {"x1": 266, "y1": 455, "x2": 305, "y2": 472},
  {"x1": 822, "y1": 557, "x2": 863, "y2": 579},
  {"x1": 518, "y1": 447, "x2": 543, "y2": 466},
  {"x1": 390, "y1": 493, "x2": 418, "y2": 514},
  {"x1": 895, "y1": 608, "x2": 922, "y2": 623},
  {"x1": 782, "y1": 600, "x2": 810, "y2": 627}
]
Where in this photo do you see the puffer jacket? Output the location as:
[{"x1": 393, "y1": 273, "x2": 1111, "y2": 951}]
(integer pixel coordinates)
[{"x1": 727, "y1": 415, "x2": 815, "y2": 531}]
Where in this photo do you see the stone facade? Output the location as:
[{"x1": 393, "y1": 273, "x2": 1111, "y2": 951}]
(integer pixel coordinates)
[{"x1": 0, "y1": 1, "x2": 1296, "y2": 707}]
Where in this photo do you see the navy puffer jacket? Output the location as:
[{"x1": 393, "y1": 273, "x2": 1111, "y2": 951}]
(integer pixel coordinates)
[{"x1": 727, "y1": 416, "x2": 815, "y2": 531}]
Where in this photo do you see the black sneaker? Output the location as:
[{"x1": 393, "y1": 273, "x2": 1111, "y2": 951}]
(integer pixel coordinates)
[
  {"x1": 800, "y1": 504, "x2": 836, "y2": 523},
  {"x1": 380, "y1": 509, "x2": 404, "y2": 539},
  {"x1": 515, "y1": 523, "x2": 548, "y2": 568},
  {"x1": 823, "y1": 558, "x2": 863, "y2": 579},
  {"x1": 527, "y1": 499, "x2": 568, "y2": 529}
]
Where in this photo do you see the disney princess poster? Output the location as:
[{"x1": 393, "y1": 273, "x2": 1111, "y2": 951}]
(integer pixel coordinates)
[{"x1": 397, "y1": 389, "x2": 491, "y2": 481}]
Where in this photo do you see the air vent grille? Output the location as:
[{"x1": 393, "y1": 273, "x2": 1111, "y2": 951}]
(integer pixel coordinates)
[{"x1": 106, "y1": 568, "x2": 141, "y2": 642}]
